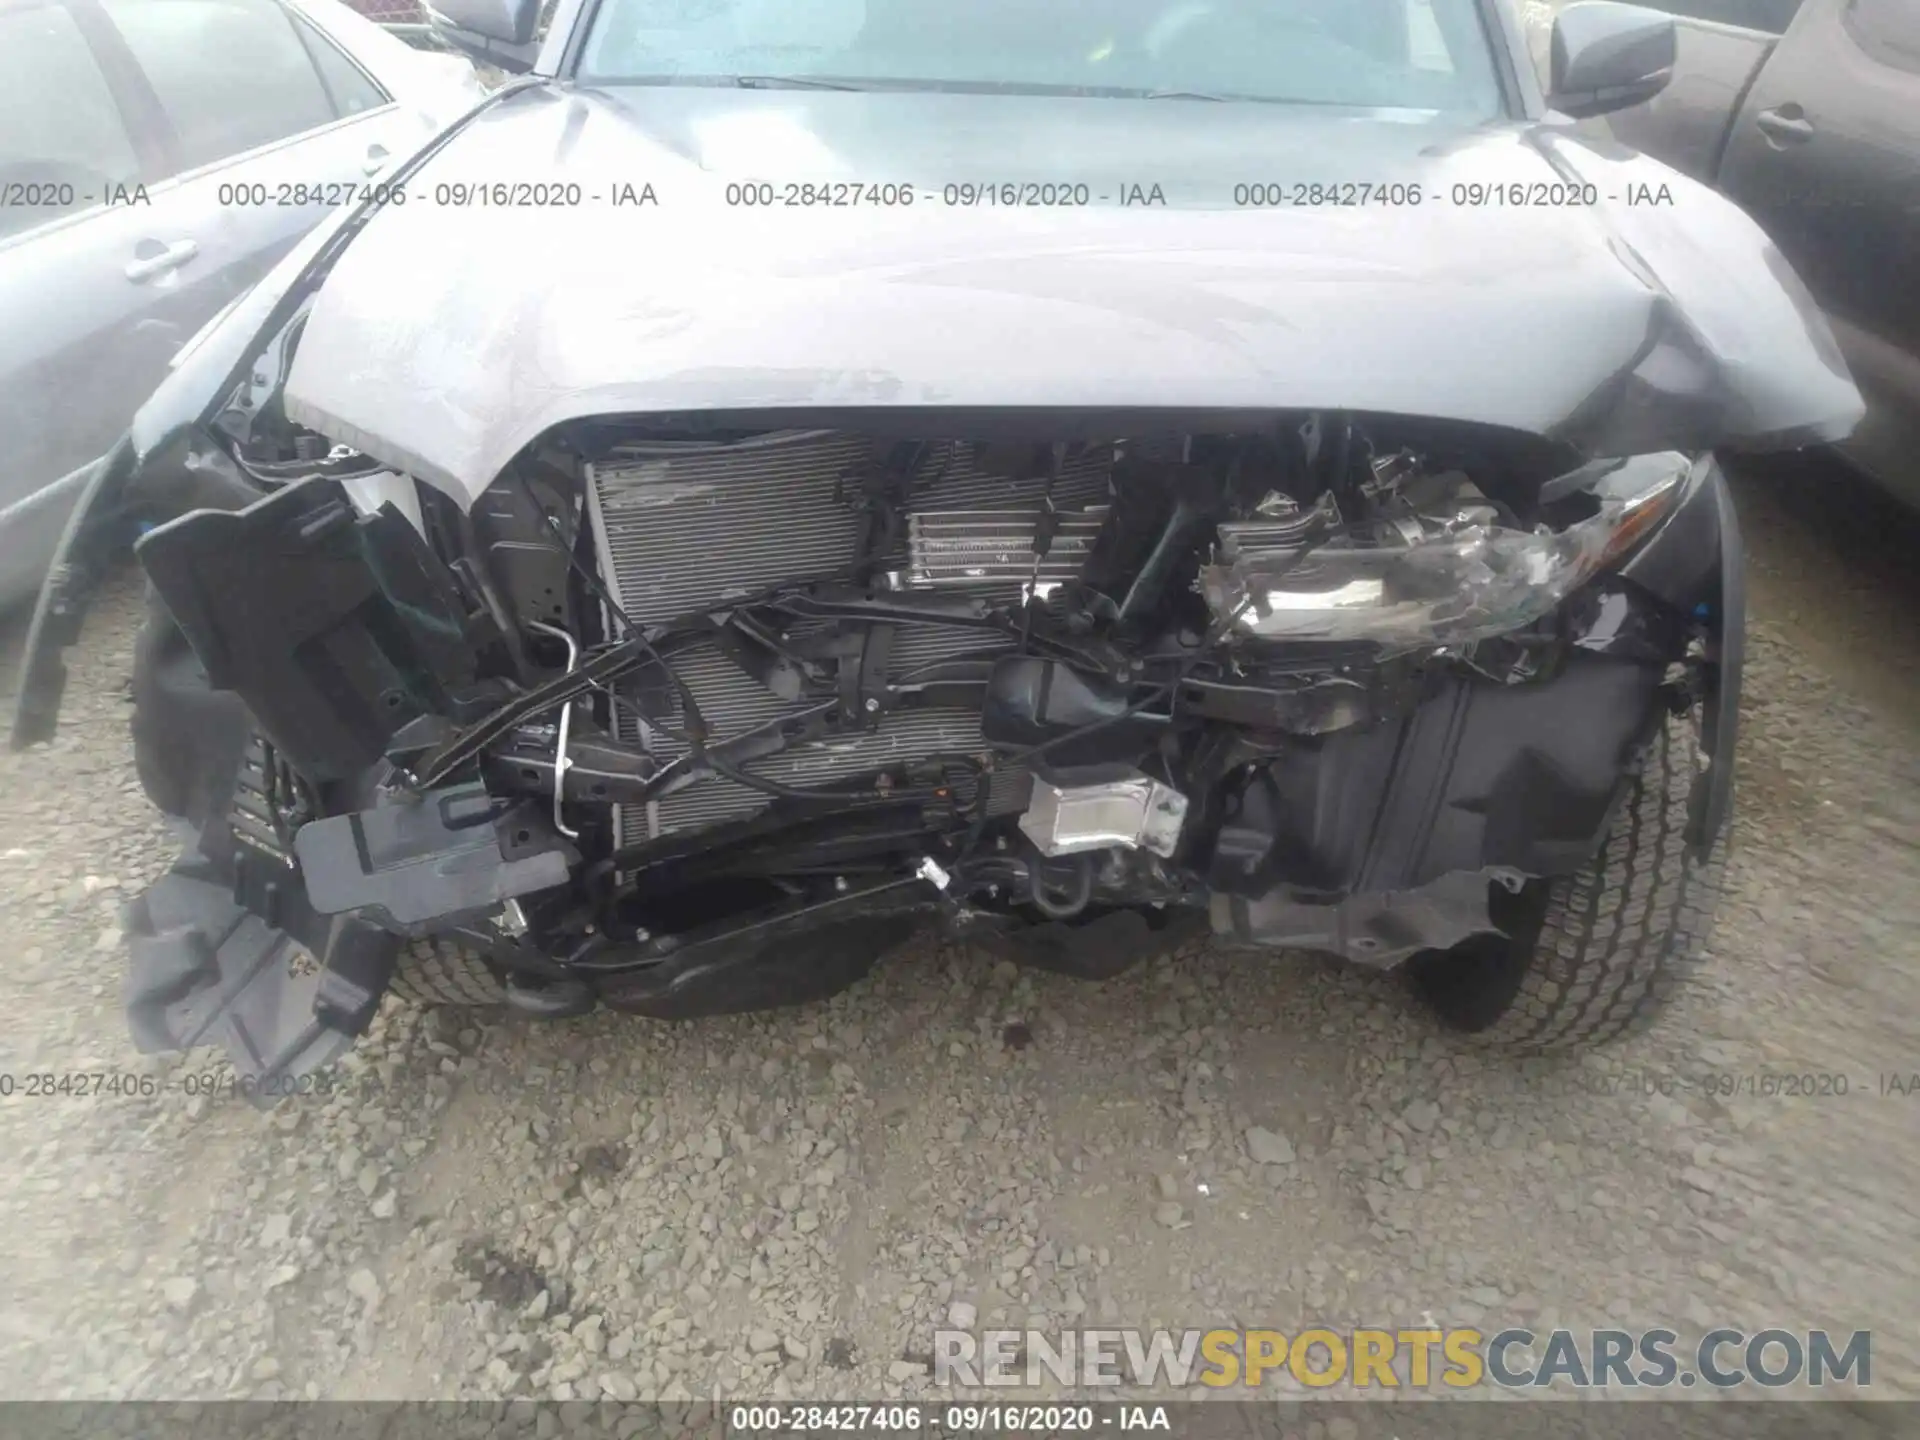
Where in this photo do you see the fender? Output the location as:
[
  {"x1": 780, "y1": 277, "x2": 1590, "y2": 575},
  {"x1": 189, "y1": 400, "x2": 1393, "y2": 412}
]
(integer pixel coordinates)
[{"x1": 1618, "y1": 454, "x2": 1744, "y2": 856}]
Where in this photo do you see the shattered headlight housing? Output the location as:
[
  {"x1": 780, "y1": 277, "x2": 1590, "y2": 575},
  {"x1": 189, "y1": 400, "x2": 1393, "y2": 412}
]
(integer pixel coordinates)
[{"x1": 1199, "y1": 451, "x2": 1695, "y2": 648}]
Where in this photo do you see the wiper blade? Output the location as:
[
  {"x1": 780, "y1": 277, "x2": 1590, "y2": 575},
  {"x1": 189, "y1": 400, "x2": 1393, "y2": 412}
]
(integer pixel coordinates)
[
  {"x1": 1142, "y1": 88, "x2": 1348, "y2": 106},
  {"x1": 731, "y1": 74, "x2": 866, "y2": 91}
]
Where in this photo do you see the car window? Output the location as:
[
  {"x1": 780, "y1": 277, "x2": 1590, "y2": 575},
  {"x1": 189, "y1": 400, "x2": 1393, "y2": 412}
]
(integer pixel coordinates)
[
  {"x1": 0, "y1": 2, "x2": 142, "y2": 242},
  {"x1": 578, "y1": 0, "x2": 1506, "y2": 116},
  {"x1": 1642, "y1": 0, "x2": 1804, "y2": 34},
  {"x1": 290, "y1": 11, "x2": 391, "y2": 115},
  {"x1": 1843, "y1": 0, "x2": 1920, "y2": 72},
  {"x1": 99, "y1": 0, "x2": 340, "y2": 176}
]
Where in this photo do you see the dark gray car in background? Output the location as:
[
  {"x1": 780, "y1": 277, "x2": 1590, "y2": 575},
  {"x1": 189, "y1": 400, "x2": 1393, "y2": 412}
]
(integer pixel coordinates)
[
  {"x1": 12, "y1": 0, "x2": 1866, "y2": 1099},
  {"x1": 1556, "y1": 0, "x2": 1920, "y2": 506}
]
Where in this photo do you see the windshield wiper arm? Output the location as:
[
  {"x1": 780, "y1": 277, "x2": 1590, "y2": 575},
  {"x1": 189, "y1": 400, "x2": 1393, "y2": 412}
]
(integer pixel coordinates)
[
  {"x1": 731, "y1": 74, "x2": 866, "y2": 91},
  {"x1": 1142, "y1": 88, "x2": 1346, "y2": 105}
]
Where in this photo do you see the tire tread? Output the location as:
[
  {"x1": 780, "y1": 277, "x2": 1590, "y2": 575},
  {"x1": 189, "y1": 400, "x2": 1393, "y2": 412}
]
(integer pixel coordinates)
[
  {"x1": 387, "y1": 936, "x2": 506, "y2": 1007},
  {"x1": 1461, "y1": 712, "x2": 1727, "y2": 1050}
]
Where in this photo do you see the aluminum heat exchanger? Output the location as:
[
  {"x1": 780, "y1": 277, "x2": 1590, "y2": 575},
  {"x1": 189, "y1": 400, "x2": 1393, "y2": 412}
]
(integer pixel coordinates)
[{"x1": 584, "y1": 430, "x2": 1115, "y2": 841}]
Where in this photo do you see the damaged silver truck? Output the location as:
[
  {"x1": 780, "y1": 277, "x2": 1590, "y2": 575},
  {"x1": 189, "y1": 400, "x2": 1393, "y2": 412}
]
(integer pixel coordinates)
[{"x1": 11, "y1": 0, "x2": 1865, "y2": 1095}]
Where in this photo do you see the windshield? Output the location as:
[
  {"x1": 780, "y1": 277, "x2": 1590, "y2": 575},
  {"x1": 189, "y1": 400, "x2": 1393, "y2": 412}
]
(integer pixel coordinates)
[{"x1": 576, "y1": 0, "x2": 1505, "y2": 115}]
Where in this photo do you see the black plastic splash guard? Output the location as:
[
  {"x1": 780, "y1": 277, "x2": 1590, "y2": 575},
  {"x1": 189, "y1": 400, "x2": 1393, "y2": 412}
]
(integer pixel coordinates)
[
  {"x1": 293, "y1": 783, "x2": 575, "y2": 928},
  {"x1": 134, "y1": 476, "x2": 488, "y2": 783}
]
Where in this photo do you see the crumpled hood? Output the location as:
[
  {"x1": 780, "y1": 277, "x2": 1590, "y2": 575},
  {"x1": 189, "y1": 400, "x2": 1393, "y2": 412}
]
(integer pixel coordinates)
[{"x1": 282, "y1": 85, "x2": 1862, "y2": 506}]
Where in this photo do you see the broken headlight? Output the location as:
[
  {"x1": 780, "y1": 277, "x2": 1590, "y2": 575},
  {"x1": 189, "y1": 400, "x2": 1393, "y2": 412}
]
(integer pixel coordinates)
[{"x1": 1199, "y1": 451, "x2": 1694, "y2": 648}]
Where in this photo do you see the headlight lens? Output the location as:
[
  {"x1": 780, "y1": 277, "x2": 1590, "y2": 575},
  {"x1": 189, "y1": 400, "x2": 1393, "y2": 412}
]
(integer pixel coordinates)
[{"x1": 1199, "y1": 451, "x2": 1694, "y2": 648}]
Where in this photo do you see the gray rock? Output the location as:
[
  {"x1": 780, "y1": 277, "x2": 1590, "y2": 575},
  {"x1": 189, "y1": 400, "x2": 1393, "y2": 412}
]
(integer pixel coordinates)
[
  {"x1": 265, "y1": 1264, "x2": 301, "y2": 1291},
  {"x1": 600, "y1": 1371, "x2": 639, "y2": 1402},
  {"x1": 346, "y1": 1269, "x2": 381, "y2": 1308},
  {"x1": 1245, "y1": 1127, "x2": 1295, "y2": 1166},
  {"x1": 162, "y1": 1278, "x2": 199, "y2": 1311}
]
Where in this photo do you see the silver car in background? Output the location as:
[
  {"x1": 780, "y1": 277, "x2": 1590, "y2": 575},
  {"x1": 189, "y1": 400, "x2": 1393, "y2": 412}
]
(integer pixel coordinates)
[{"x1": 0, "y1": 0, "x2": 486, "y2": 609}]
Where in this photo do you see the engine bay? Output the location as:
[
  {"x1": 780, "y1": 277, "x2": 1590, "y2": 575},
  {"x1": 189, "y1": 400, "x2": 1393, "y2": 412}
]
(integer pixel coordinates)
[{"x1": 128, "y1": 408, "x2": 1705, "y2": 1015}]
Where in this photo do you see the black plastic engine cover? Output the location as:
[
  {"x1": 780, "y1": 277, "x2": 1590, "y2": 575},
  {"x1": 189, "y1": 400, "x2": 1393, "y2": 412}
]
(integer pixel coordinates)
[{"x1": 1207, "y1": 653, "x2": 1666, "y2": 898}]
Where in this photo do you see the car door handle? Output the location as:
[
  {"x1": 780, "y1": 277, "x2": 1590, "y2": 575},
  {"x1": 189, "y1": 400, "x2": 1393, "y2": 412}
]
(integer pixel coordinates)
[
  {"x1": 363, "y1": 144, "x2": 390, "y2": 176},
  {"x1": 1755, "y1": 106, "x2": 1814, "y2": 145},
  {"x1": 124, "y1": 239, "x2": 200, "y2": 283}
]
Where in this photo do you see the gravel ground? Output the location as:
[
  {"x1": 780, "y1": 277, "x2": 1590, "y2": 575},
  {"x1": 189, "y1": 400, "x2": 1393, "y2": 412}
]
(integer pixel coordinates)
[{"x1": 0, "y1": 459, "x2": 1915, "y2": 1410}]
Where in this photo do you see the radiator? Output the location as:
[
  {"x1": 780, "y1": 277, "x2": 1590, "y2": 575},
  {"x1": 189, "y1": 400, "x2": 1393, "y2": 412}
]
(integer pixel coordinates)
[{"x1": 585, "y1": 432, "x2": 1113, "y2": 842}]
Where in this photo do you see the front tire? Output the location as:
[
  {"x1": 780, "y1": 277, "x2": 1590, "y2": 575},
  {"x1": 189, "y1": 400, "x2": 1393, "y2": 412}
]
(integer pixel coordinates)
[
  {"x1": 1408, "y1": 710, "x2": 1726, "y2": 1049},
  {"x1": 387, "y1": 936, "x2": 507, "y2": 1007}
]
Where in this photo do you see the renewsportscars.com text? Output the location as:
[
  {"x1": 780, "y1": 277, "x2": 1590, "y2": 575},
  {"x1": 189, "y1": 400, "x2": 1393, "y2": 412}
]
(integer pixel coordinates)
[{"x1": 933, "y1": 1327, "x2": 1871, "y2": 1390}]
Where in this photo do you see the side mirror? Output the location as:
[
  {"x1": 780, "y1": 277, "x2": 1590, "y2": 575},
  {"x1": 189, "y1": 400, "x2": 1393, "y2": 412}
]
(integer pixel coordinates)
[
  {"x1": 1548, "y1": 2, "x2": 1678, "y2": 119},
  {"x1": 426, "y1": 0, "x2": 541, "y2": 72}
]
